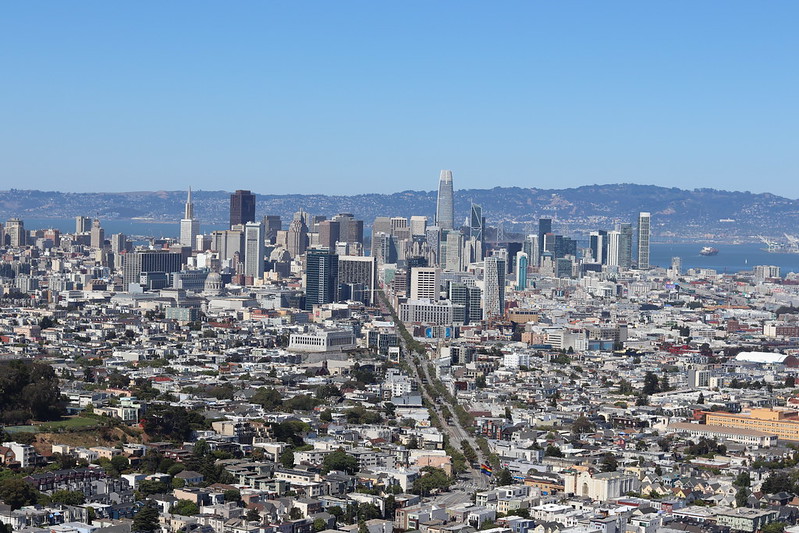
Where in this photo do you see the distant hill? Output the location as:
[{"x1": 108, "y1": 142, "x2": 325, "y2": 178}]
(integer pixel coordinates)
[{"x1": 0, "y1": 184, "x2": 796, "y2": 242}]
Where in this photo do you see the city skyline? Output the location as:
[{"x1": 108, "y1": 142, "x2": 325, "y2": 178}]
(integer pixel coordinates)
[{"x1": 2, "y1": 2, "x2": 797, "y2": 197}]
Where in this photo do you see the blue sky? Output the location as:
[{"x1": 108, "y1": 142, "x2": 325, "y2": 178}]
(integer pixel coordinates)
[{"x1": 2, "y1": 2, "x2": 797, "y2": 197}]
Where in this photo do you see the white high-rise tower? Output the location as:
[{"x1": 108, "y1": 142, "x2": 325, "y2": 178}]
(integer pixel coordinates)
[
  {"x1": 180, "y1": 187, "x2": 200, "y2": 248},
  {"x1": 637, "y1": 212, "x2": 651, "y2": 270}
]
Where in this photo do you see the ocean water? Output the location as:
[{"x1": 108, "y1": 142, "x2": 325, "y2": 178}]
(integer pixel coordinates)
[{"x1": 650, "y1": 243, "x2": 799, "y2": 274}]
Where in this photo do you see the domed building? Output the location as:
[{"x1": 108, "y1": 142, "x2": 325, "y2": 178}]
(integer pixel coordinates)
[{"x1": 203, "y1": 270, "x2": 224, "y2": 296}]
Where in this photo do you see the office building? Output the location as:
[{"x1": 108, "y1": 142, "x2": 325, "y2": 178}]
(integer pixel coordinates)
[
  {"x1": 606, "y1": 230, "x2": 621, "y2": 267},
  {"x1": 75, "y1": 216, "x2": 91, "y2": 234},
  {"x1": 589, "y1": 230, "x2": 608, "y2": 264},
  {"x1": 538, "y1": 218, "x2": 552, "y2": 257},
  {"x1": 317, "y1": 220, "x2": 340, "y2": 249},
  {"x1": 516, "y1": 252, "x2": 528, "y2": 290},
  {"x1": 110, "y1": 233, "x2": 127, "y2": 254},
  {"x1": 123, "y1": 250, "x2": 183, "y2": 290},
  {"x1": 522, "y1": 234, "x2": 539, "y2": 266},
  {"x1": 617, "y1": 222, "x2": 633, "y2": 269},
  {"x1": 244, "y1": 221, "x2": 265, "y2": 280},
  {"x1": 410, "y1": 267, "x2": 441, "y2": 301},
  {"x1": 469, "y1": 203, "x2": 484, "y2": 241},
  {"x1": 304, "y1": 247, "x2": 338, "y2": 310},
  {"x1": 449, "y1": 282, "x2": 482, "y2": 323},
  {"x1": 332, "y1": 213, "x2": 364, "y2": 246},
  {"x1": 483, "y1": 255, "x2": 506, "y2": 319},
  {"x1": 443, "y1": 231, "x2": 464, "y2": 272},
  {"x1": 286, "y1": 212, "x2": 309, "y2": 258},
  {"x1": 435, "y1": 170, "x2": 455, "y2": 231},
  {"x1": 338, "y1": 255, "x2": 378, "y2": 305},
  {"x1": 6, "y1": 218, "x2": 25, "y2": 247},
  {"x1": 637, "y1": 212, "x2": 651, "y2": 269},
  {"x1": 263, "y1": 215, "x2": 282, "y2": 245},
  {"x1": 90, "y1": 220, "x2": 105, "y2": 249},
  {"x1": 230, "y1": 189, "x2": 256, "y2": 228},
  {"x1": 179, "y1": 188, "x2": 200, "y2": 248},
  {"x1": 410, "y1": 216, "x2": 427, "y2": 237}
]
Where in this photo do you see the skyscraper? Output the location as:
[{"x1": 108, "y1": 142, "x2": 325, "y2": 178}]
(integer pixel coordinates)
[
  {"x1": 410, "y1": 267, "x2": 441, "y2": 301},
  {"x1": 263, "y1": 215, "x2": 282, "y2": 245},
  {"x1": 75, "y1": 216, "x2": 91, "y2": 234},
  {"x1": 317, "y1": 220, "x2": 340, "y2": 249},
  {"x1": 538, "y1": 218, "x2": 552, "y2": 252},
  {"x1": 435, "y1": 170, "x2": 455, "y2": 231},
  {"x1": 469, "y1": 203, "x2": 484, "y2": 241},
  {"x1": 180, "y1": 188, "x2": 200, "y2": 248},
  {"x1": 338, "y1": 255, "x2": 378, "y2": 305},
  {"x1": 6, "y1": 218, "x2": 25, "y2": 247},
  {"x1": 516, "y1": 252, "x2": 528, "y2": 290},
  {"x1": 123, "y1": 250, "x2": 183, "y2": 290},
  {"x1": 90, "y1": 219, "x2": 104, "y2": 249},
  {"x1": 637, "y1": 212, "x2": 651, "y2": 269},
  {"x1": 606, "y1": 230, "x2": 621, "y2": 267},
  {"x1": 286, "y1": 211, "x2": 309, "y2": 258},
  {"x1": 617, "y1": 223, "x2": 634, "y2": 270},
  {"x1": 483, "y1": 255, "x2": 506, "y2": 319},
  {"x1": 244, "y1": 221, "x2": 265, "y2": 280},
  {"x1": 304, "y1": 247, "x2": 338, "y2": 310},
  {"x1": 229, "y1": 190, "x2": 256, "y2": 228}
]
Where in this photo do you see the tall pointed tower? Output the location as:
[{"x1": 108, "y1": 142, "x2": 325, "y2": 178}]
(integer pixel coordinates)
[
  {"x1": 180, "y1": 187, "x2": 200, "y2": 248},
  {"x1": 435, "y1": 170, "x2": 454, "y2": 231}
]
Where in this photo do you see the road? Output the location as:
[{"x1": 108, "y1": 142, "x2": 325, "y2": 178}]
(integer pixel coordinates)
[{"x1": 380, "y1": 291, "x2": 491, "y2": 491}]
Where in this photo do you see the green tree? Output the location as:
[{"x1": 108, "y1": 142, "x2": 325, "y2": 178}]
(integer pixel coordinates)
[
  {"x1": 313, "y1": 518, "x2": 327, "y2": 532},
  {"x1": 49, "y1": 490, "x2": 85, "y2": 505},
  {"x1": 735, "y1": 487, "x2": 749, "y2": 508},
  {"x1": 762, "y1": 523, "x2": 786, "y2": 533},
  {"x1": 412, "y1": 467, "x2": 451, "y2": 496},
  {"x1": 571, "y1": 416, "x2": 594, "y2": 436},
  {"x1": 320, "y1": 409, "x2": 333, "y2": 422},
  {"x1": 734, "y1": 471, "x2": 751, "y2": 488},
  {"x1": 642, "y1": 372, "x2": 659, "y2": 395},
  {"x1": 600, "y1": 453, "x2": 618, "y2": 472},
  {"x1": 132, "y1": 500, "x2": 161, "y2": 532},
  {"x1": 0, "y1": 478, "x2": 39, "y2": 510},
  {"x1": 171, "y1": 499, "x2": 199, "y2": 516},
  {"x1": 280, "y1": 449, "x2": 295, "y2": 468},
  {"x1": 545, "y1": 445, "x2": 563, "y2": 458},
  {"x1": 322, "y1": 448, "x2": 358, "y2": 475},
  {"x1": 252, "y1": 387, "x2": 283, "y2": 410},
  {"x1": 224, "y1": 489, "x2": 242, "y2": 502},
  {"x1": 496, "y1": 468, "x2": 514, "y2": 486},
  {"x1": 245, "y1": 508, "x2": 261, "y2": 522}
]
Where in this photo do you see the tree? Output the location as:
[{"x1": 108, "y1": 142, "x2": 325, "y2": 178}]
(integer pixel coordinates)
[
  {"x1": 133, "y1": 500, "x2": 161, "y2": 532},
  {"x1": 735, "y1": 487, "x2": 749, "y2": 508},
  {"x1": 322, "y1": 448, "x2": 358, "y2": 475},
  {"x1": 697, "y1": 392, "x2": 705, "y2": 404},
  {"x1": 786, "y1": 376, "x2": 796, "y2": 388},
  {"x1": 280, "y1": 449, "x2": 295, "y2": 468},
  {"x1": 171, "y1": 499, "x2": 199, "y2": 516},
  {"x1": 642, "y1": 372, "x2": 659, "y2": 395},
  {"x1": 221, "y1": 488, "x2": 241, "y2": 503},
  {"x1": 290, "y1": 508, "x2": 303, "y2": 520},
  {"x1": 496, "y1": 468, "x2": 514, "y2": 486},
  {"x1": 762, "y1": 523, "x2": 786, "y2": 533},
  {"x1": 245, "y1": 508, "x2": 261, "y2": 522},
  {"x1": 734, "y1": 471, "x2": 751, "y2": 488},
  {"x1": 357, "y1": 503, "x2": 382, "y2": 521},
  {"x1": 313, "y1": 518, "x2": 327, "y2": 532},
  {"x1": 252, "y1": 387, "x2": 283, "y2": 410},
  {"x1": 571, "y1": 416, "x2": 594, "y2": 436},
  {"x1": 50, "y1": 490, "x2": 85, "y2": 505},
  {"x1": 600, "y1": 453, "x2": 618, "y2": 472},
  {"x1": 320, "y1": 409, "x2": 333, "y2": 422},
  {"x1": 0, "y1": 478, "x2": 39, "y2": 510},
  {"x1": 412, "y1": 467, "x2": 451, "y2": 496},
  {"x1": 545, "y1": 445, "x2": 563, "y2": 458},
  {"x1": 659, "y1": 374, "x2": 671, "y2": 392}
]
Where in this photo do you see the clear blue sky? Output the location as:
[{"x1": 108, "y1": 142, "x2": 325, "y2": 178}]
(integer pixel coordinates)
[{"x1": 2, "y1": 2, "x2": 797, "y2": 197}]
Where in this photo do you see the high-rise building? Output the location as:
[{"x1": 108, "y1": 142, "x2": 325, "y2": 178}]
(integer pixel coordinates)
[
  {"x1": 317, "y1": 220, "x2": 340, "y2": 249},
  {"x1": 123, "y1": 250, "x2": 183, "y2": 290},
  {"x1": 516, "y1": 252, "x2": 529, "y2": 290},
  {"x1": 211, "y1": 229, "x2": 245, "y2": 263},
  {"x1": 180, "y1": 188, "x2": 200, "y2": 248},
  {"x1": 410, "y1": 267, "x2": 441, "y2": 301},
  {"x1": 6, "y1": 218, "x2": 25, "y2": 247},
  {"x1": 637, "y1": 212, "x2": 651, "y2": 269},
  {"x1": 229, "y1": 190, "x2": 256, "y2": 228},
  {"x1": 435, "y1": 170, "x2": 455, "y2": 231},
  {"x1": 304, "y1": 247, "x2": 338, "y2": 310},
  {"x1": 469, "y1": 203, "x2": 484, "y2": 241},
  {"x1": 522, "y1": 234, "x2": 539, "y2": 266},
  {"x1": 443, "y1": 231, "x2": 464, "y2": 272},
  {"x1": 410, "y1": 216, "x2": 427, "y2": 237},
  {"x1": 75, "y1": 216, "x2": 91, "y2": 234},
  {"x1": 90, "y1": 219, "x2": 104, "y2": 249},
  {"x1": 483, "y1": 256, "x2": 506, "y2": 319},
  {"x1": 244, "y1": 221, "x2": 265, "y2": 280},
  {"x1": 263, "y1": 215, "x2": 282, "y2": 245},
  {"x1": 617, "y1": 223, "x2": 633, "y2": 269},
  {"x1": 110, "y1": 233, "x2": 127, "y2": 254},
  {"x1": 538, "y1": 218, "x2": 552, "y2": 255},
  {"x1": 332, "y1": 213, "x2": 364, "y2": 246},
  {"x1": 606, "y1": 230, "x2": 621, "y2": 267},
  {"x1": 338, "y1": 255, "x2": 378, "y2": 305},
  {"x1": 286, "y1": 212, "x2": 309, "y2": 258},
  {"x1": 589, "y1": 230, "x2": 608, "y2": 264}
]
